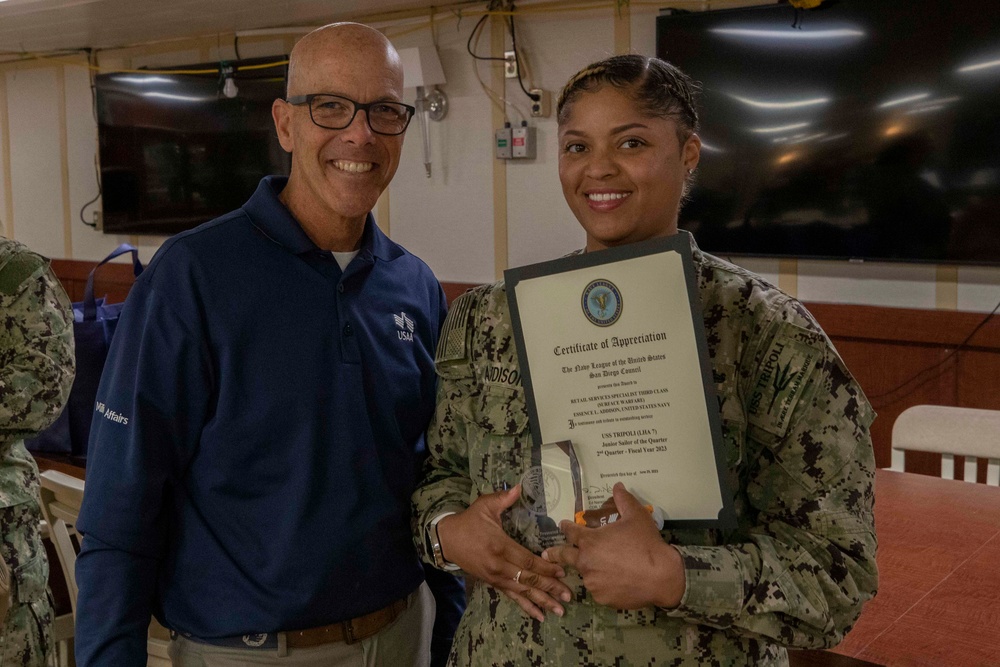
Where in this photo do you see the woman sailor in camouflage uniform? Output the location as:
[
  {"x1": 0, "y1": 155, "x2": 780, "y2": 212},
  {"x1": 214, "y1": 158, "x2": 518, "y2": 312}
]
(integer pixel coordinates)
[
  {"x1": 1, "y1": 237, "x2": 75, "y2": 665},
  {"x1": 413, "y1": 56, "x2": 878, "y2": 666}
]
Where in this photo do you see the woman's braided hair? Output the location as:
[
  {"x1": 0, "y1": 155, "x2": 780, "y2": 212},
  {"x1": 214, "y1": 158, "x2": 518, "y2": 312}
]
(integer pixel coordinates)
[{"x1": 557, "y1": 54, "x2": 701, "y2": 142}]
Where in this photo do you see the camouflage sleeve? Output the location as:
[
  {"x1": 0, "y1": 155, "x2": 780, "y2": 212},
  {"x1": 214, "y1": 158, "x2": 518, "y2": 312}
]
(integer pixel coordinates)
[
  {"x1": 0, "y1": 246, "x2": 75, "y2": 450},
  {"x1": 666, "y1": 299, "x2": 878, "y2": 648},
  {"x1": 412, "y1": 289, "x2": 481, "y2": 565}
]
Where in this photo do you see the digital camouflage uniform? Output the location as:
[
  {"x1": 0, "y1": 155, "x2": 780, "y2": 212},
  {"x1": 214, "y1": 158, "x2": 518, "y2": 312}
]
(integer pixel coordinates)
[
  {"x1": 413, "y1": 233, "x2": 877, "y2": 667},
  {"x1": 0, "y1": 238, "x2": 75, "y2": 666}
]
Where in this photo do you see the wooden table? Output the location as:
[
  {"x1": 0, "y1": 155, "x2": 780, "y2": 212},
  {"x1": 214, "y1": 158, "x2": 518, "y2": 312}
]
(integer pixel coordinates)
[{"x1": 830, "y1": 469, "x2": 1000, "y2": 666}]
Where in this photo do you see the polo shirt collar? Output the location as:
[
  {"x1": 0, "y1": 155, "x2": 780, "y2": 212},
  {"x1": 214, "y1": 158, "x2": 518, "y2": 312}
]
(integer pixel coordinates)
[{"x1": 243, "y1": 175, "x2": 402, "y2": 262}]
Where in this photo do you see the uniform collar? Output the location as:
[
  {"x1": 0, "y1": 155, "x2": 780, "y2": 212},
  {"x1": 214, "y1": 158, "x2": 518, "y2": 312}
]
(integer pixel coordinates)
[
  {"x1": 676, "y1": 229, "x2": 702, "y2": 260},
  {"x1": 572, "y1": 230, "x2": 702, "y2": 259},
  {"x1": 242, "y1": 176, "x2": 403, "y2": 262}
]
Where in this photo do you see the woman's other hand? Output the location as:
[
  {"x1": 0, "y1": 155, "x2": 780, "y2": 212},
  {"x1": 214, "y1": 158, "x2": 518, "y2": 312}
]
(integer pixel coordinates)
[
  {"x1": 543, "y1": 482, "x2": 686, "y2": 610},
  {"x1": 436, "y1": 485, "x2": 573, "y2": 622}
]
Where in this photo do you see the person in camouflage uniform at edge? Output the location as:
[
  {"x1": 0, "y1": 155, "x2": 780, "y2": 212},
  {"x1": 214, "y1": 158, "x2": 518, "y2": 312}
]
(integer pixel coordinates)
[
  {"x1": 413, "y1": 55, "x2": 877, "y2": 667},
  {"x1": 0, "y1": 237, "x2": 75, "y2": 665}
]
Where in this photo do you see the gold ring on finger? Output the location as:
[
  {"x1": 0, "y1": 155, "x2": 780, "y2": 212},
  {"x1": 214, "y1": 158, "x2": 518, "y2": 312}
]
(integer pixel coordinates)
[{"x1": 513, "y1": 569, "x2": 523, "y2": 584}]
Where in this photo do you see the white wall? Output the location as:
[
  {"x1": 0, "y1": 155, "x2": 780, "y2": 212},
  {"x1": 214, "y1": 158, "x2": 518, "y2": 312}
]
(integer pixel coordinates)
[
  {"x1": 6, "y1": 66, "x2": 66, "y2": 259},
  {"x1": 388, "y1": 26, "x2": 497, "y2": 284},
  {"x1": 2, "y1": 2, "x2": 1000, "y2": 313},
  {"x1": 503, "y1": 10, "x2": 607, "y2": 271},
  {"x1": 957, "y1": 266, "x2": 1000, "y2": 313}
]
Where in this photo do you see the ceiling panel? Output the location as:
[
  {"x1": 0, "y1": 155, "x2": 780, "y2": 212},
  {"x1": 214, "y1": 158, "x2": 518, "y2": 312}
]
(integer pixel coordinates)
[{"x1": 0, "y1": 0, "x2": 443, "y2": 54}]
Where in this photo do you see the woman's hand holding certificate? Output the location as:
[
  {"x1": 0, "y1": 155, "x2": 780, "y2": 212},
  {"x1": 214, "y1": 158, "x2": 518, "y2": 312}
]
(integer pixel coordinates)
[{"x1": 543, "y1": 482, "x2": 686, "y2": 610}]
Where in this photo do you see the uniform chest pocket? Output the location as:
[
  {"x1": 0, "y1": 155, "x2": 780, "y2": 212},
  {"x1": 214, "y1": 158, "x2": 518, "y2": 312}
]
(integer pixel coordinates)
[
  {"x1": 12, "y1": 554, "x2": 47, "y2": 605},
  {"x1": 473, "y1": 385, "x2": 532, "y2": 493},
  {"x1": 714, "y1": 363, "x2": 746, "y2": 469}
]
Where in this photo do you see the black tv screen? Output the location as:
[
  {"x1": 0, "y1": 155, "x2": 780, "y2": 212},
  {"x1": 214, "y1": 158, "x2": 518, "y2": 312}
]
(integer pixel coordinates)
[
  {"x1": 657, "y1": 0, "x2": 1000, "y2": 265},
  {"x1": 96, "y1": 56, "x2": 290, "y2": 235}
]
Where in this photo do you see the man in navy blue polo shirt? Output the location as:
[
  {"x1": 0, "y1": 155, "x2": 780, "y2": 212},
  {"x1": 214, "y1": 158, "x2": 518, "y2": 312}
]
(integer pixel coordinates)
[{"x1": 76, "y1": 23, "x2": 458, "y2": 666}]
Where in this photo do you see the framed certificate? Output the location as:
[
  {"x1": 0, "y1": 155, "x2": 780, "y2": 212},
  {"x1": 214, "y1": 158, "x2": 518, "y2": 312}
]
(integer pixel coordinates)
[{"x1": 504, "y1": 232, "x2": 735, "y2": 530}]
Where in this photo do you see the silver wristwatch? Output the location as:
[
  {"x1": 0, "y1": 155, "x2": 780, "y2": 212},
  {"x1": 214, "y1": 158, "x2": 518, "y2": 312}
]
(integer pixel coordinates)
[{"x1": 428, "y1": 513, "x2": 461, "y2": 572}]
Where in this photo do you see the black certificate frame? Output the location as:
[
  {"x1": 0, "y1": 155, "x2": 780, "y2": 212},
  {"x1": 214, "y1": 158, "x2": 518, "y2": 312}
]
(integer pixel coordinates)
[{"x1": 504, "y1": 231, "x2": 736, "y2": 530}]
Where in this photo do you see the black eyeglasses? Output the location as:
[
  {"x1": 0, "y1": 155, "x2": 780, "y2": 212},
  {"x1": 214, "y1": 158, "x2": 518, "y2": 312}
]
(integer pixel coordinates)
[{"x1": 285, "y1": 94, "x2": 415, "y2": 136}]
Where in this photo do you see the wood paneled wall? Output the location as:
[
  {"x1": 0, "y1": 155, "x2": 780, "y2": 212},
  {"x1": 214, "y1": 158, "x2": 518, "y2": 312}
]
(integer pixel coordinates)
[
  {"x1": 441, "y1": 283, "x2": 1000, "y2": 478},
  {"x1": 50, "y1": 258, "x2": 137, "y2": 303},
  {"x1": 49, "y1": 263, "x2": 997, "y2": 480},
  {"x1": 807, "y1": 303, "x2": 1000, "y2": 480}
]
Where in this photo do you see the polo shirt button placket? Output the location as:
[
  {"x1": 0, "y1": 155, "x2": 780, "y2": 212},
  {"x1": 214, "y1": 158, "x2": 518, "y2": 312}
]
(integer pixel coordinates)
[{"x1": 343, "y1": 322, "x2": 353, "y2": 337}]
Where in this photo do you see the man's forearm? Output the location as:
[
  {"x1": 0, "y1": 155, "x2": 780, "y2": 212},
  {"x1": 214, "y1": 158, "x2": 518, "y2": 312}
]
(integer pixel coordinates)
[{"x1": 74, "y1": 534, "x2": 160, "y2": 666}]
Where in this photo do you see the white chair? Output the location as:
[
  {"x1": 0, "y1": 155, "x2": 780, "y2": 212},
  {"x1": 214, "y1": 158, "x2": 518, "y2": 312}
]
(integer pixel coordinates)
[
  {"x1": 890, "y1": 405, "x2": 1000, "y2": 485},
  {"x1": 38, "y1": 471, "x2": 84, "y2": 613},
  {"x1": 38, "y1": 519, "x2": 76, "y2": 667},
  {"x1": 38, "y1": 469, "x2": 172, "y2": 666}
]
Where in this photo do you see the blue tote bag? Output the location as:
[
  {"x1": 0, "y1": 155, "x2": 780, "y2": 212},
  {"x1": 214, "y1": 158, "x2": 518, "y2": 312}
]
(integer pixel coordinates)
[{"x1": 25, "y1": 244, "x2": 143, "y2": 458}]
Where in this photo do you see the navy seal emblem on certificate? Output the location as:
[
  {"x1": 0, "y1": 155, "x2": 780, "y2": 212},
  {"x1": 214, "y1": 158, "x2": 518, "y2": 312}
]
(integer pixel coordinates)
[{"x1": 582, "y1": 279, "x2": 623, "y2": 326}]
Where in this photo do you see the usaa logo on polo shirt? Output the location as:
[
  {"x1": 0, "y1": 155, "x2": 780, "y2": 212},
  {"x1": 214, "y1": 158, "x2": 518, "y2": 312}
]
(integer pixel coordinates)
[
  {"x1": 393, "y1": 311, "x2": 415, "y2": 341},
  {"x1": 582, "y1": 279, "x2": 622, "y2": 327}
]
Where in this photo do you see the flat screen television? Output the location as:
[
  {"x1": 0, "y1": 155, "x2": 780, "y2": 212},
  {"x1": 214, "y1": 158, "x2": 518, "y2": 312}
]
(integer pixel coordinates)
[
  {"x1": 96, "y1": 56, "x2": 290, "y2": 235},
  {"x1": 657, "y1": 0, "x2": 1000, "y2": 265}
]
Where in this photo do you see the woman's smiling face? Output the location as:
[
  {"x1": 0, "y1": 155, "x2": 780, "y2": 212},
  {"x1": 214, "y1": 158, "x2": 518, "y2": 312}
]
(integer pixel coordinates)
[{"x1": 558, "y1": 84, "x2": 701, "y2": 252}]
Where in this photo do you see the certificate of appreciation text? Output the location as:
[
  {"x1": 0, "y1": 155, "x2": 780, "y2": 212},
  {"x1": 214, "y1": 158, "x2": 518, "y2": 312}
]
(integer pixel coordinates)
[{"x1": 505, "y1": 233, "x2": 734, "y2": 529}]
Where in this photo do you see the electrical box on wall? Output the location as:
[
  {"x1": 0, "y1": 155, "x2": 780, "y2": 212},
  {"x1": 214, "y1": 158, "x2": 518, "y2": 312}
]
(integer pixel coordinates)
[
  {"x1": 495, "y1": 125, "x2": 513, "y2": 159},
  {"x1": 529, "y1": 89, "x2": 550, "y2": 118},
  {"x1": 495, "y1": 122, "x2": 537, "y2": 160},
  {"x1": 504, "y1": 51, "x2": 518, "y2": 78},
  {"x1": 511, "y1": 124, "x2": 536, "y2": 159}
]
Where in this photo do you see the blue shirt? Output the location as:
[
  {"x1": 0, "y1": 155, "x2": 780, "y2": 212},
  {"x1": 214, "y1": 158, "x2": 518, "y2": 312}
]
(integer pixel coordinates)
[{"x1": 75, "y1": 177, "x2": 447, "y2": 665}]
